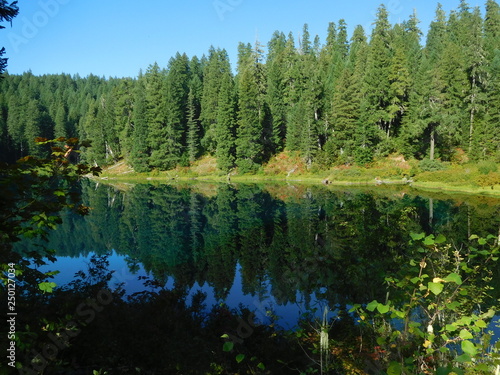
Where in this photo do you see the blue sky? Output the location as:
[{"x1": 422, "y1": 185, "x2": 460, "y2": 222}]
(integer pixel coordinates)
[{"x1": 2, "y1": 0, "x2": 487, "y2": 78}]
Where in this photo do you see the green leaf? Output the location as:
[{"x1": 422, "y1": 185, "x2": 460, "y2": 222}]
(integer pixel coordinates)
[
  {"x1": 236, "y1": 354, "x2": 245, "y2": 363},
  {"x1": 423, "y1": 235, "x2": 435, "y2": 245},
  {"x1": 459, "y1": 329, "x2": 473, "y2": 340},
  {"x1": 377, "y1": 303, "x2": 390, "y2": 314},
  {"x1": 461, "y1": 340, "x2": 477, "y2": 356},
  {"x1": 428, "y1": 282, "x2": 444, "y2": 295},
  {"x1": 393, "y1": 310, "x2": 405, "y2": 319},
  {"x1": 348, "y1": 304, "x2": 361, "y2": 313},
  {"x1": 455, "y1": 353, "x2": 471, "y2": 363},
  {"x1": 257, "y1": 362, "x2": 265, "y2": 370},
  {"x1": 478, "y1": 238, "x2": 487, "y2": 245},
  {"x1": 469, "y1": 234, "x2": 479, "y2": 240},
  {"x1": 220, "y1": 334, "x2": 230, "y2": 339},
  {"x1": 445, "y1": 324, "x2": 457, "y2": 332},
  {"x1": 223, "y1": 342, "x2": 234, "y2": 352},
  {"x1": 481, "y1": 309, "x2": 496, "y2": 319},
  {"x1": 38, "y1": 281, "x2": 57, "y2": 293},
  {"x1": 44, "y1": 270, "x2": 60, "y2": 277},
  {"x1": 387, "y1": 361, "x2": 403, "y2": 375},
  {"x1": 444, "y1": 273, "x2": 462, "y2": 285},
  {"x1": 411, "y1": 232, "x2": 426, "y2": 241},
  {"x1": 53, "y1": 190, "x2": 65, "y2": 197},
  {"x1": 475, "y1": 319, "x2": 487, "y2": 329},
  {"x1": 410, "y1": 276, "x2": 420, "y2": 284},
  {"x1": 435, "y1": 234, "x2": 447, "y2": 243},
  {"x1": 366, "y1": 300, "x2": 379, "y2": 312}
]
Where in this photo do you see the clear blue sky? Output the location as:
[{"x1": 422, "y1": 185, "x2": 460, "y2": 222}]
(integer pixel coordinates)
[{"x1": 2, "y1": 0, "x2": 486, "y2": 78}]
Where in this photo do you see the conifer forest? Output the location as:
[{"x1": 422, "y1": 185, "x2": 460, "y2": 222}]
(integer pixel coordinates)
[{"x1": 2, "y1": 1, "x2": 500, "y2": 173}]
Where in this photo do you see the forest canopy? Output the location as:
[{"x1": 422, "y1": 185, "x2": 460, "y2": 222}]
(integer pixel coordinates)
[{"x1": 1, "y1": 1, "x2": 500, "y2": 172}]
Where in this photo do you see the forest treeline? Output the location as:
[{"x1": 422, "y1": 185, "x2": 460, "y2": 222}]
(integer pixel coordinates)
[{"x1": 2, "y1": 1, "x2": 500, "y2": 173}]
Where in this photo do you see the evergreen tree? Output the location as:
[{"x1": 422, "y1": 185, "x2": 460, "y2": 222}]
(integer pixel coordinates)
[
  {"x1": 130, "y1": 77, "x2": 150, "y2": 172},
  {"x1": 360, "y1": 4, "x2": 393, "y2": 159},
  {"x1": 0, "y1": 0, "x2": 19, "y2": 76},
  {"x1": 236, "y1": 42, "x2": 267, "y2": 172},
  {"x1": 53, "y1": 102, "x2": 68, "y2": 139},
  {"x1": 266, "y1": 31, "x2": 288, "y2": 153},
  {"x1": 163, "y1": 52, "x2": 190, "y2": 166},
  {"x1": 200, "y1": 47, "x2": 232, "y2": 154},
  {"x1": 144, "y1": 62, "x2": 169, "y2": 169},
  {"x1": 485, "y1": 0, "x2": 500, "y2": 62},
  {"x1": 215, "y1": 73, "x2": 236, "y2": 172},
  {"x1": 186, "y1": 89, "x2": 200, "y2": 164}
]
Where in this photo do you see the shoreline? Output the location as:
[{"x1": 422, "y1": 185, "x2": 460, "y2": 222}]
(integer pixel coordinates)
[{"x1": 90, "y1": 172, "x2": 500, "y2": 198}]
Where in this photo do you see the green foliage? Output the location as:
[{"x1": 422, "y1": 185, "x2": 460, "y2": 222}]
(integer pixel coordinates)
[
  {"x1": 475, "y1": 171, "x2": 500, "y2": 188},
  {"x1": 477, "y1": 160, "x2": 498, "y2": 175},
  {"x1": 3, "y1": 2, "x2": 500, "y2": 172},
  {"x1": 419, "y1": 158, "x2": 446, "y2": 172},
  {"x1": 350, "y1": 233, "x2": 500, "y2": 374}
]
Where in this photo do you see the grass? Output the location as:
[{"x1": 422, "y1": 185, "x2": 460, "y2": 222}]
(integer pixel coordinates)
[{"x1": 96, "y1": 153, "x2": 500, "y2": 197}]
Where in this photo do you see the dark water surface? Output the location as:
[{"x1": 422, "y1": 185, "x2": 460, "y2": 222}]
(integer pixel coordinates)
[{"x1": 28, "y1": 180, "x2": 500, "y2": 327}]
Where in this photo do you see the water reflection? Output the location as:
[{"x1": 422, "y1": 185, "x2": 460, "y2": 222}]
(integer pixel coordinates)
[{"x1": 24, "y1": 181, "x2": 500, "y2": 314}]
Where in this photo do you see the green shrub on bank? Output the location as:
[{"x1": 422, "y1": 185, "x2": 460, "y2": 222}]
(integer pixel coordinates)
[
  {"x1": 477, "y1": 160, "x2": 498, "y2": 175},
  {"x1": 415, "y1": 165, "x2": 471, "y2": 185},
  {"x1": 419, "y1": 158, "x2": 447, "y2": 172},
  {"x1": 476, "y1": 172, "x2": 500, "y2": 188}
]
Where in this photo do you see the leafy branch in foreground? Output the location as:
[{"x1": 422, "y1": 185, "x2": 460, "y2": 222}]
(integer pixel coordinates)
[
  {"x1": 350, "y1": 233, "x2": 500, "y2": 374},
  {"x1": 0, "y1": 137, "x2": 101, "y2": 243},
  {"x1": 0, "y1": 137, "x2": 101, "y2": 371}
]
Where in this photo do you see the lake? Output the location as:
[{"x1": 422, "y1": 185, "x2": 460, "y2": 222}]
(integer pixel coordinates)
[
  {"x1": 13, "y1": 180, "x2": 500, "y2": 373},
  {"x1": 32, "y1": 181, "x2": 500, "y2": 311}
]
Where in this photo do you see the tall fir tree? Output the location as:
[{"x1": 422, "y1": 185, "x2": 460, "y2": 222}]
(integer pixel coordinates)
[
  {"x1": 200, "y1": 47, "x2": 232, "y2": 154},
  {"x1": 266, "y1": 31, "x2": 288, "y2": 153},
  {"x1": 215, "y1": 73, "x2": 237, "y2": 172},
  {"x1": 130, "y1": 76, "x2": 150, "y2": 172},
  {"x1": 236, "y1": 42, "x2": 267, "y2": 172}
]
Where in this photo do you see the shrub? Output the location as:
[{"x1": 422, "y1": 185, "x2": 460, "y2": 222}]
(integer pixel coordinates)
[
  {"x1": 475, "y1": 172, "x2": 500, "y2": 188},
  {"x1": 236, "y1": 159, "x2": 260, "y2": 174},
  {"x1": 419, "y1": 158, "x2": 446, "y2": 172},
  {"x1": 477, "y1": 160, "x2": 498, "y2": 175},
  {"x1": 354, "y1": 147, "x2": 373, "y2": 166}
]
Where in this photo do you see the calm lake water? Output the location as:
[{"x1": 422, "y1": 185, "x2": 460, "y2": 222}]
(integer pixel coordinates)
[{"x1": 26, "y1": 180, "x2": 500, "y2": 327}]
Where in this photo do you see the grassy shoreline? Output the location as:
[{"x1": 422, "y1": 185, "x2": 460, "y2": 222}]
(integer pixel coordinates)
[
  {"x1": 92, "y1": 169, "x2": 500, "y2": 197},
  {"x1": 94, "y1": 156, "x2": 500, "y2": 197}
]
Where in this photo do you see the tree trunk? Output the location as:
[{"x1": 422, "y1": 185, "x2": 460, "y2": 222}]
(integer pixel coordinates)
[
  {"x1": 429, "y1": 198, "x2": 434, "y2": 228},
  {"x1": 430, "y1": 126, "x2": 435, "y2": 161}
]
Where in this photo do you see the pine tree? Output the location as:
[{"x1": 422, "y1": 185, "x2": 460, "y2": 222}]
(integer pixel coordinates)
[
  {"x1": 236, "y1": 42, "x2": 267, "y2": 172},
  {"x1": 266, "y1": 31, "x2": 287, "y2": 153},
  {"x1": 6, "y1": 95, "x2": 25, "y2": 159},
  {"x1": 130, "y1": 77, "x2": 150, "y2": 172},
  {"x1": 187, "y1": 89, "x2": 200, "y2": 163},
  {"x1": 53, "y1": 102, "x2": 68, "y2": 139},
  {"x1": 359, "y1": 5, "x2": 393, "y2": 161},
  {"x1": 485, "y1": 0, "x2": 500, "y2": 62},
  {"x1": 0, "y1": 1, "x2": 19, "y2": 77},
  {"x1": 483, "y1": 1, "x2": 500, "y2": 159},
  {"x1": 144, "y1": 62, "x2": 169, "y2": 169},
  {"x1": 200, "y1": 47, "x2": 232, "y2": 154},
  {"x1": 215, "y1": 73, "x2": 236, "y2": 172},
  {"x1": 163, "y1": 52, "x2": 190, "y2": 166}
]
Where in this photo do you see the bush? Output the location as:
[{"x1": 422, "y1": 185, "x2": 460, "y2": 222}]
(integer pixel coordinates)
[
  {"x1": 477, "y1": 160, "x2": 498, "y2": 175},
  {"x1": 475, "y1": 172, "x2": 500, "y2": 188},
  {"x1": 419, "y1": 158, "x2": 446, "y2": 172},
  {"x1": 236, "y1": 159, "x2": 260, "y2": 174},
  {"x1": 354, "y1": 147, "x2": 373, "y2": 166}
]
